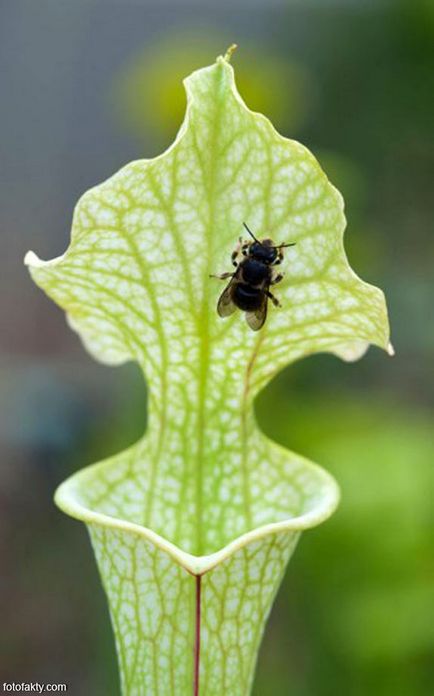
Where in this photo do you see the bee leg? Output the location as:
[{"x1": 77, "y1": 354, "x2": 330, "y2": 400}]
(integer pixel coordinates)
[
  {"x1": 266, "y1": 289, "x2": 281, "y2": 307},
  {"x1": 231, "y1": 237, "x2": 244, "y2": 266},
  {"x1": 271, "y1": 272, "x2": 284, "y2": 285},
  {"x1": 209, "y1": 271, "x2": 234, "y2": 280}
]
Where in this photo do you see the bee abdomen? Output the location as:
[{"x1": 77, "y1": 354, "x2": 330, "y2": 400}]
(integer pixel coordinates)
[{"x1": 233, "y1": 283, "x2": 263, "y2": 311}]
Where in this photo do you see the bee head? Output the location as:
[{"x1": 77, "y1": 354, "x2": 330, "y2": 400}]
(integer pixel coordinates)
[
  {"x1": 249, "y1": 239, "x2": 278, "y2": 265},
  {"x1": 242, "y1": 224, "x2": 296, "y2": 264}
]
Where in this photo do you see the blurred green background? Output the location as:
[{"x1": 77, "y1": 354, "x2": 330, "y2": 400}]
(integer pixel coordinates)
[{"x1": 1, "y1": 1, "x2": 433, "y2": 694}]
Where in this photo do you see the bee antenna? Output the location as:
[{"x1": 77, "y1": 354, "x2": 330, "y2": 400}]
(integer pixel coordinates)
[
  {"x1": 243, "y1": 222, "x2": 260, "y2": 244},
  {"x1": 275, "y1": 242, "x2": 296, "y2": 248}
]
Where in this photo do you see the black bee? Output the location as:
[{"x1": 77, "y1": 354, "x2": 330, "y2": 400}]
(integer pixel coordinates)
[{"x1": 211, "y1": 222, "x2": 296, "y2": 331}]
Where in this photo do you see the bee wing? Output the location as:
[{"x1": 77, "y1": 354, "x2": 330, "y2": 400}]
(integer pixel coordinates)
[
  {"x1": 217, "y1": 279, "x2": 237, "y2": 317},
  {"x1": 246, "y1": 295, "x2": 268, "y2": 331}
]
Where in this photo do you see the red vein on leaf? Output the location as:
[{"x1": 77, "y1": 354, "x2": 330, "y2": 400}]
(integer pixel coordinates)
[{"x1": 193, "y1": 574, "x2": 202, "y2": 696}]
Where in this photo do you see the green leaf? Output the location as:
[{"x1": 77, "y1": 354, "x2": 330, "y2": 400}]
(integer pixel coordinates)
[{"x1": 25, "y1": 51, "x2": 390, "y2": 695}]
